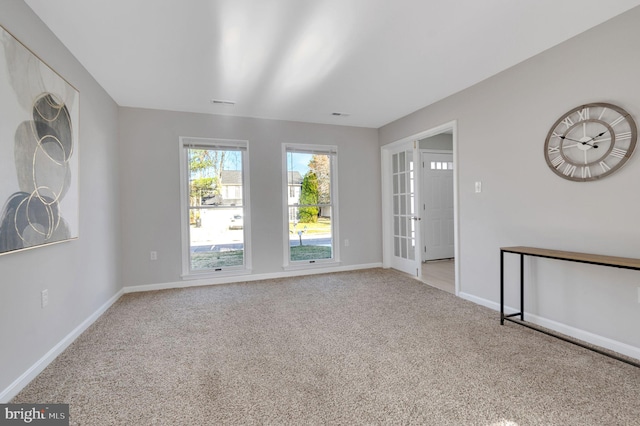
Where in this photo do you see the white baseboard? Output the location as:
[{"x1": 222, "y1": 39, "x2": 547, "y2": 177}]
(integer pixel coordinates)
[
  {"x1": 459, "y1": 292, "x2": 640, "y2": 362},
  {"x1": 0, "y1": 289, "x2": 124, "y2": 403},
  {"x1": 124, "y1": 262, "x2": 383, "y2": 293}
]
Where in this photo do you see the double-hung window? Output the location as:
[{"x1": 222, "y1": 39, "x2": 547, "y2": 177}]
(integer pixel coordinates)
[
  {"x1": 180, "y1": 137, "x2": 250, "y2": 277},
  {"x1": 283, "y1": 144, "x2": 338, "y2": 267}
]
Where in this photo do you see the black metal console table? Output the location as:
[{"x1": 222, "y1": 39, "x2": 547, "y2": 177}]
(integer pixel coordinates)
[{"x1": 500, "y1": 246, "x2": 640, "y2": 368}]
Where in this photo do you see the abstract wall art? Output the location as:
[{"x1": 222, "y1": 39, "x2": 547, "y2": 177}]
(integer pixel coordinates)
[{"x1": 0, "y1": 25, "x2": 79, "y2": 255}]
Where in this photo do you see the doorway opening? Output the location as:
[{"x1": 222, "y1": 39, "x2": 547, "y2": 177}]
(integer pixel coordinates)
[
  {"x1": 421, "y1": 259, "x2": 455, "y2": 294},
  {"x1": 381, "y1": 121, "x2": 459, "y2": 295},
  {"x1": 419, "y1": 135, "x2": 455, "y2": 294}
]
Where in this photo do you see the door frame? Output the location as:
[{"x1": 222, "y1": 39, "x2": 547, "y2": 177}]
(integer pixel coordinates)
[{"x1": 381, "y1": 120, "x2": 460, "y2": 295}]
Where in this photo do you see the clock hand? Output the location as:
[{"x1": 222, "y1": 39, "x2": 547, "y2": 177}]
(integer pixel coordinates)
[
  {"x1": 559, "y1": 135, "x2": 582, "y2": 143},
  {"x1": 560, "y1": 135, "x2": 599, "y2": 148},
  {"x1": 588, "y1": 131, "x2": 608, "y2": 142}
]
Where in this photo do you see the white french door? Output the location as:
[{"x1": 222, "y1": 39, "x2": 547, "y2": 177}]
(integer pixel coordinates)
[{"x1": 384, "y1": 142, "x2": 421, "y2": 277}]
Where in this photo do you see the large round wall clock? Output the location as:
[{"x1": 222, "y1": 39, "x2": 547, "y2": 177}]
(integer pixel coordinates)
[{"x1": 544, "y1": 102, "x2": 637, "y2": 181}]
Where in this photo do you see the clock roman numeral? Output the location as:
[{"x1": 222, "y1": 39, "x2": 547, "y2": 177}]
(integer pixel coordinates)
[
  {"x1": 610, "y1": 116, "x2": 625, "y2": 127},
  {"x1": 551, "y1": 155, "x2": 565, "y2": 168},
  {"x1": 551, "y1": 132, "x2": 562, "y2": 139},
  {"x1": 577, "y1": 108, "x2": 590, "y2": 121},
  {"x1": 581, "y1": 166, "x2": 591, "y2": 179},
  {"x1": 609, "y1": 147, "x2": 627, "y2": 159},
  {"x1": 598, "y1": 107, "x2": 608, "y2": 120},
  {"x1": 561, "y1": 117, "x2": 574, "y2": 129},
  {"x1": 616, "y1": 131, "x2": 633, "y2": 140},
  {"x1": 563, "y1": 163, "x2": 577, "y2": 177},
  {"x1": 599, "y1": 161, "x2": 611, "y2": 173},
  {"x1": 548, "y1": 146, "x2": 560, "y2": 154}
]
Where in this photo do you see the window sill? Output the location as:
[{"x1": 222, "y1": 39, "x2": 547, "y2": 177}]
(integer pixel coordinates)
[
  {"x1": 181, "y1": 268, "x2": 252, "y2": 281},
  {"x1": 282, "y1": 260, "x2": 341, "y2": 272}
]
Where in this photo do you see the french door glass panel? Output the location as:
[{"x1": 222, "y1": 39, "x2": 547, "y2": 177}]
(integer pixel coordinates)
[{"x1": 392, "y1": 150, "x2": 416, "y2": 262}]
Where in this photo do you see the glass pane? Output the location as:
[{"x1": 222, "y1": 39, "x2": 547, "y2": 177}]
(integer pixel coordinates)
[
  {"x1": 394, "y1": 236, "x2": 400, "y2": 256},
  {"x1": 392, "y1": 153, "x2": 399, "y2": 174},
  {"x1": 189, "y1": 207, "x2": 244, "y2": 270},
  {"x1": 289, "y1": 206, "x2": 332, "y2": 262},
  {"x1": 188, "y1": 148, "x2": 244, "y2": 207},
  {"x1": 287, "y1": 152, "x2": 331, "y2": 206},
  {"x1": 408, "y1": 240, "x2": 415, "y2": 260},
  {"x1": 187, "y1": 147, "x2": 245, "y2": 271},
  {"x1": 286, "y1": 149, "x2": 334, "y2": 263},
  {"x1": 399, "y1": 151, "x2": 406, "y2": 172}
]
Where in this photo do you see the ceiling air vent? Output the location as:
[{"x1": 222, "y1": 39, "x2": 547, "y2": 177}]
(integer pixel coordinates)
[
  {"x1": 210, "y1": 99, "x2": 236, "y2": 106},
  {"x1": 331, "y1": 112, "x2": 350, "y2": 117}
]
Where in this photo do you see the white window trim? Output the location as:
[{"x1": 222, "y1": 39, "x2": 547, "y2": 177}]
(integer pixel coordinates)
[
  {"x1": 179, "y1": 137, "x2": 252, "y2": 279},
  {"x1": 281, "y1": 143, "x2": 340, "y2": 270}
]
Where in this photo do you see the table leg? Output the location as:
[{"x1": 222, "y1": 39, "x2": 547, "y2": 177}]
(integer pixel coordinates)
[
  {"x1": 520, "y1": 253, "x2": 524, "y2": 321},
  {"x1": 500, "y1": 250, "x2": 504, "y2": 325}
]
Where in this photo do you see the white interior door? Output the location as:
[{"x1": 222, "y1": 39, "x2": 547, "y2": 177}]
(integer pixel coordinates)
[
  {"x1": 421, "y1": 151, "x2": 454, "y2": 261},
  {"x1": 388, "y1": 143, "x2": 421, "y2": 276}
]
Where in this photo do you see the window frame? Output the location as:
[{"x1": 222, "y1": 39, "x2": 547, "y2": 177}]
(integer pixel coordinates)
[
  {"x1": 179, "y1": 137, "x2": 252, "y2": 279},
  {"x1": 281, "y1": 143, "x2": 340, "y2": 270}
]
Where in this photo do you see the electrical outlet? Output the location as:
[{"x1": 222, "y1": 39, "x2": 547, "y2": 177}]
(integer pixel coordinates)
[
  {"x1": 150, "y1": 251, "x2": 158, "y2": 261},
  {"x1": 475, "y1": 181, "x2": 482, "y2": 193},
  {"x1": 41, "y1": 289, "x2": 48, "y2": 308}
]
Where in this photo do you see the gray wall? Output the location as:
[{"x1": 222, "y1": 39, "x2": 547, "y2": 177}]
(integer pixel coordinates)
[
  {"x1": 419, "y1": 133, "x2": 453, "y2": 151},
  {"x1": 118, "y1": 107, "x2": 382, "y2": 287},
  {"x1": 0, "y1": 0, "x2": 121, "y2": 397},
  {"x1": 380, "y1": 7, "x2": 640, "y2": 352}
]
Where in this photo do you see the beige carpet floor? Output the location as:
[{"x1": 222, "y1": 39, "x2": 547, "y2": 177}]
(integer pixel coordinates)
[{"x1": 12, "y1": 268, "x2": 640, "y2": 425}]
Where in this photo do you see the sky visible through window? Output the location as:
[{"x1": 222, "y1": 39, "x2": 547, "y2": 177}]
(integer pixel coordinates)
[
  {"x1": 288, "y1": 152, "x2": 313, "y2": 174},
  {"x1": 210, "y1": 151, "x2": 311, "y2": 174}
]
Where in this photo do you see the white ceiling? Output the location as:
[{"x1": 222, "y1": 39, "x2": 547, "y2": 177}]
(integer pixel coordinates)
[{"x1": 24, "y1": 0, "x2": 640, "y2": 128}]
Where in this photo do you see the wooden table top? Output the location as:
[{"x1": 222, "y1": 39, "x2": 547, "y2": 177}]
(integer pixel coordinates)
[{"x1": 500, "y1": 246, "x2": 640, "y2": 270}]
